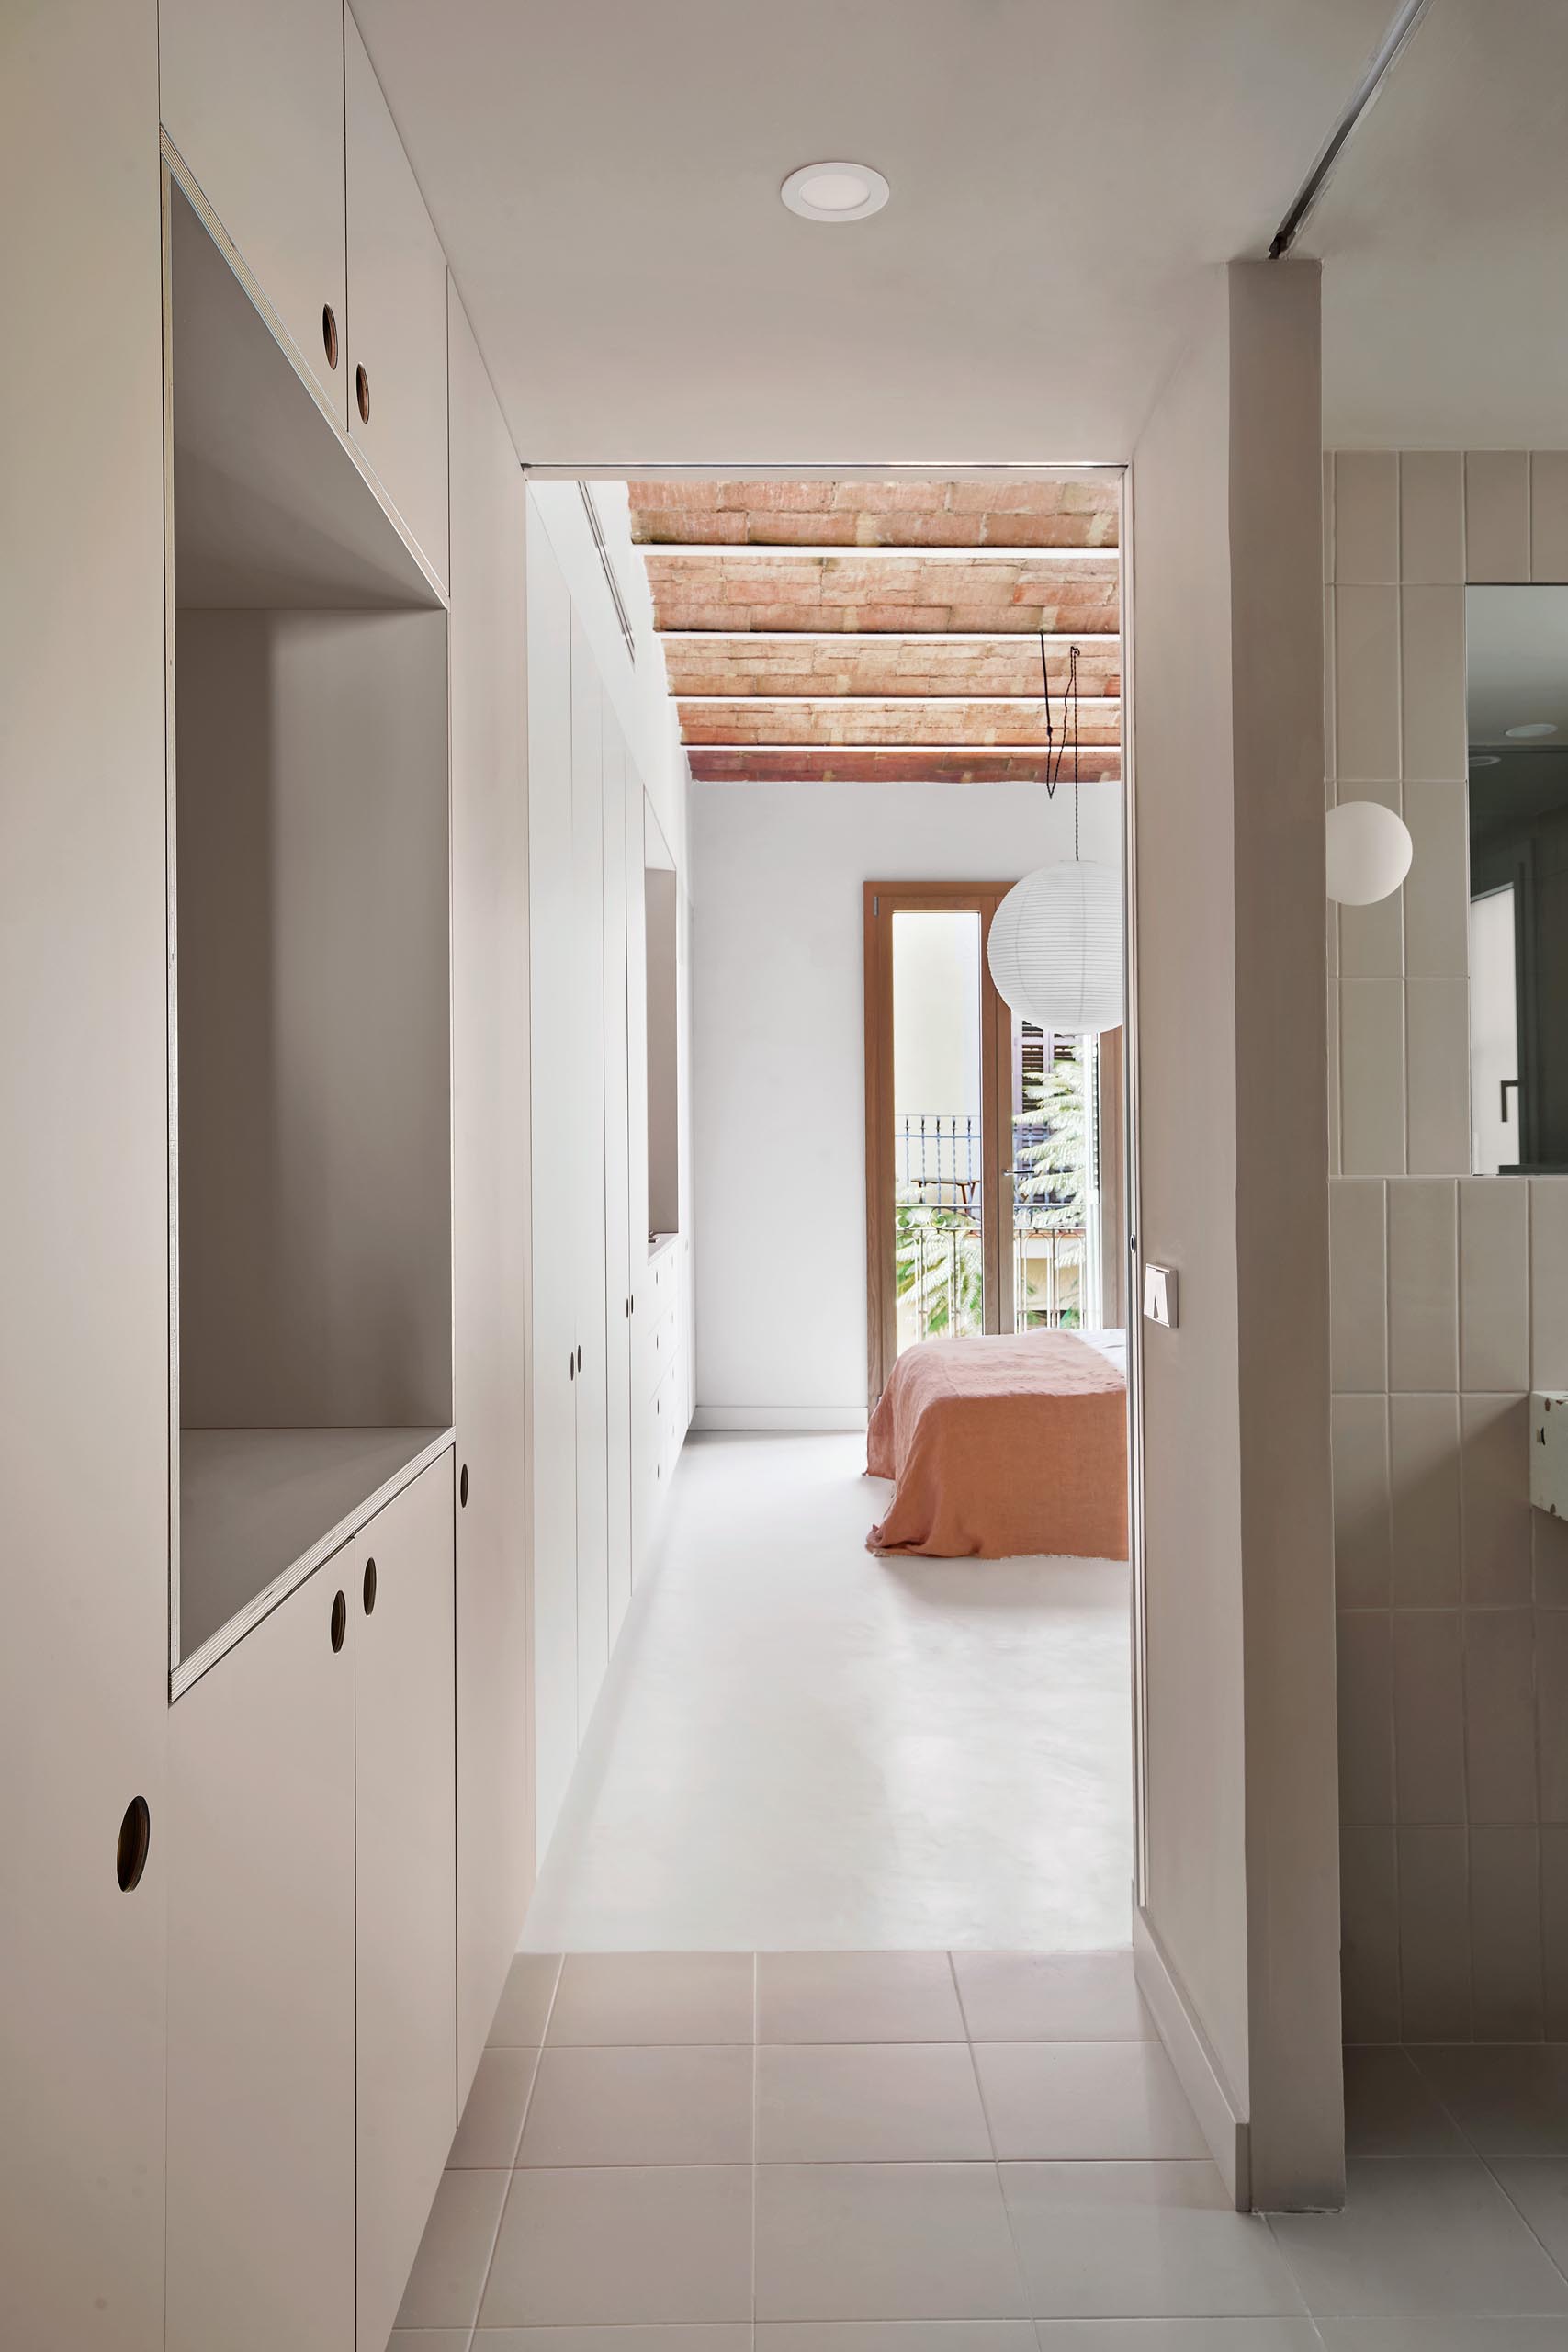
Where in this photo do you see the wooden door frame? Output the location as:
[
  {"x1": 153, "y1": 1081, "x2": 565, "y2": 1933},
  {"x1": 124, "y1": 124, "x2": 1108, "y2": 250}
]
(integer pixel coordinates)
[{"x1": 863, "y1": 881, "x2": 1017, "y2": 1406}]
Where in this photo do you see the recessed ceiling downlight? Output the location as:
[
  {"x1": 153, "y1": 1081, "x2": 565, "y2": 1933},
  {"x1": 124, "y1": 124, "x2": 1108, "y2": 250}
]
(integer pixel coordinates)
[
  {"x1": 780, "y1": 160, "x2": 890, "y2": 222},
  {"x1": 1506, "y1": 720, "x2": 1559, "y2": 739}
]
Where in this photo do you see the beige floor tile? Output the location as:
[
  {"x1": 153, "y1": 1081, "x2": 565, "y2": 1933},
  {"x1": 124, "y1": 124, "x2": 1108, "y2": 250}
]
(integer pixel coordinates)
[
  {"x1": 1268, "y1": 2157, "x2": 1568, "y2": 2317},
  {"x1": 757, "y1": 1951, "x2": 966, "y2": 2044},
  {"x1": 479, "y1": 2165, "x2": 752, "y2": 2327},
  {"x1": 476, "y1": 2329, "x2": 751, "y2": 2348},
  {"x1": 1342, "y1": 2047, "x2": 1468, "y2": 2156},
  {"x1": 388, "y1": 2334, "x2": 472, "y2": 2351},
  {"x1": 975, "y1": 2041, "x2": 1207, "y2": 2161},
  {"x1": 755, "y1": 2161, "x2": 1028, "y2": 2321},
  {"x1": 1000, "y1": 2161, "x2": 1305, "y2": 2319},
  {"x1": 518, "y1": 2043, "x2": 752, "y2": 2167},
  {"x1": 953, "y1": 1951, "x2": 1153, "y2": 2042},
  {"x1": 1033, "y1": 2327, "x2": 1321, "y2": 2348},
  {"x1": 491, "y1": 1953, "x2": 562, "y2": 2046},
  {"x1": 757, "y1": 2042, "x2": 990, "y2": 2163},
  {"x1": 757, "y1": 2326, "x2": 1036, "y2": 2348},
  {"x1": 395, "y1": 2167, "x2": 509, "y2": 2330},
  {"x1": 1489, "y1": 2157, "x2": 1568, "y2": 2271},
  {"x1": 547, "y1": 1951, "x2": 754, "y2": 2045},
  {"x1": 1315, "y1": 2322, "x2": 1568, "y2": 2349},
  {"x1": 1411, "y1": 2046, "x2": 1568, "y2": 2155},
  {"x1": 450, "y1": 2046, "x2": 541, "y2": 2167}
]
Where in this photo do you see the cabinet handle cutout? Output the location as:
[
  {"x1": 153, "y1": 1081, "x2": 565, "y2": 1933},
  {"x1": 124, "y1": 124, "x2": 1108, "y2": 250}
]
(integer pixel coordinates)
[
  {"x1": 331, "y1": 1589, "x2": 347, "y2": 1653},
  {"x1": 116, "y1": 1796, "x2": 150, "y2": 1893},
  {"x1": 322, "y1": 304, "x2": 339, "y2": 369},
  {"x1": 363, "y1": 1557, "x2": 378, "y2": 1616},
  {"x1": 355, "y1": 364, "x2": 370, "y2": 424},
  {"x1": 577, "y1": 1343, "x2": 582, "y2": 1374},
  {"x1": 459, "y1": 1463, "x2": 469, "y2": 1509}
]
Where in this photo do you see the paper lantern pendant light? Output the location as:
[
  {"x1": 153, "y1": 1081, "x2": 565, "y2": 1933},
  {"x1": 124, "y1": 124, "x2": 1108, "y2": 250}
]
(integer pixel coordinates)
[
  {"x1": 987, "y1": 858, "x2": 1124, "y2": 1034},
  {"x1": 985, "y1": 636, "x2": 1124, "y2": 1035}
]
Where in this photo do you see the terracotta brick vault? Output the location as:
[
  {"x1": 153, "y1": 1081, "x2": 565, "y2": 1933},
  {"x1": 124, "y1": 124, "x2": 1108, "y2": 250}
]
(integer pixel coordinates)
[{"x1": 629, "y1": 476, "x2": 1122, "y2": 786}]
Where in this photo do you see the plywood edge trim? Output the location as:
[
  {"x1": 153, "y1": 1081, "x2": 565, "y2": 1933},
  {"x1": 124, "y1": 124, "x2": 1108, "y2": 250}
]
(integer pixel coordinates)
[{"x1": 1133, "y1": 1905, "x2": 1251, "y2": 2210}]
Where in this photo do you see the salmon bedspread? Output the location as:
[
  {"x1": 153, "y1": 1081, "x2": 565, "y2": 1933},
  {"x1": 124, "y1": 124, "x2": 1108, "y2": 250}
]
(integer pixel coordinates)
[{"x1": 866, "y1": 1329, "x2": 1128, "y2": 1560}]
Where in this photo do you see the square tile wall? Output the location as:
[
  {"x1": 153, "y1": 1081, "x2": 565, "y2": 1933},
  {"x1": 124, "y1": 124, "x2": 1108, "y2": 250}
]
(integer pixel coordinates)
[
  {"x1": 1330, "y1": 1171, "x2": 1568, "y2": 2044},
  {"x1": 1326, "y1": 448, "x2": 1568, "y2": 1179}
]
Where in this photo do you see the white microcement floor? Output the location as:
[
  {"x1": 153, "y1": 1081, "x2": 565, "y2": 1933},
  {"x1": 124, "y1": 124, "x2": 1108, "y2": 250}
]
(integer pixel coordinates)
[{"x1": 522, "y1": 1430, "x2": 1134, "y2": 1954}]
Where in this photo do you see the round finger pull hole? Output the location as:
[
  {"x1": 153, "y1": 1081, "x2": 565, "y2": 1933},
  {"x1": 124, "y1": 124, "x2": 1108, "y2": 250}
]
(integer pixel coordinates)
[
  {"x1": 322, "y1": 304, "x2": 339, "y2": 368},
  {"x1": 116, "y1": 1796, "x2": 151, "y2": 1893},
  {"x1": 459, "y1": 1463, "x2": 469, "y2": 1509},
  {"x1": 355, "y1": 364, "x2": 370, "y2": 424},
  {"x1": 331, "y1": 1589, "x2": 347, "y2": 1652},
  {"x1": 363, "y1": 1557, "x2": 378, "y2": 1615}
]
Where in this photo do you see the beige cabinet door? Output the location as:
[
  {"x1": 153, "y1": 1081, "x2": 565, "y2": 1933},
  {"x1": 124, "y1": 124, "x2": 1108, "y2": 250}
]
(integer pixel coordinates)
[
  {"x1": 448, "y1": 284, "x2": 534, "y2": 2096},
  {"x1": 159, "y1": 0, "x2": 347, "y2": 418},
  {"x1": 344, "y1": 8, "x2": 450, "y2": 584},
  {"x1": 355, "y1": 1453, "x2": 457, "y2": 2352},
  {"x1": 166, "y1": 1564, "x2": 356, "y2": 2352}
]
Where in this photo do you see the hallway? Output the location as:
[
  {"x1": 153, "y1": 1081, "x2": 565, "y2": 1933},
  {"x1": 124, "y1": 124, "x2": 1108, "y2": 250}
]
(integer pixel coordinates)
[{"x1": 522, "y1": 1431, "x2": 1135, "y2": 1954}]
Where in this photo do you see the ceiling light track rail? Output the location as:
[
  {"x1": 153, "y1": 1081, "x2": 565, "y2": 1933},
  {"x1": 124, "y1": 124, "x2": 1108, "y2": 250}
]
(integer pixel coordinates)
[{"x1": 1269, "y1": 0, "x2": 1430, "y2": 259}]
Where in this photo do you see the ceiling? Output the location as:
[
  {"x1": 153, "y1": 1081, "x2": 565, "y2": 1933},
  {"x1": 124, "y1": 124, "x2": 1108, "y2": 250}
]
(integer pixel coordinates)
[
  {"x1": 630, "y1": 475, "x2": 1121, "y2": 784},
  {"x1": 1467, "y1": 587, "x2": 1568, "y2": 745},
  {"x1": 354, "y1": 0, "x2": 1392, "y2": 465},
  {"x1": 1307, "y1": 0, "x2": 1568, "y2": 447}
]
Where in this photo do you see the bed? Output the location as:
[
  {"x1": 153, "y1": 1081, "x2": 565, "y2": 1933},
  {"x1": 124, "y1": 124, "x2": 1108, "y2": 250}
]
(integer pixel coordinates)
[{"x1": 866, "y1": 1327, "x2": 1128, "y2": 1560}]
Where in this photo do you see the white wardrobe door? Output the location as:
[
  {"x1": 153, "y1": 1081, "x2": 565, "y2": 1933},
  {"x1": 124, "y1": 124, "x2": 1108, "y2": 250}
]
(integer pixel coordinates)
[
  {"x1": 602, "y1": 718, "x2": 634, "y2": 1645},
  {"x1": 570, "y1": 615, "x2": 610, "y2": 1724},
  {"x1": 625, "y1": 776, "x2": 653, "y2": 1581},
  {"x1": 2, "y1": 8, "x2": 169, "y2": 2344},
  {"x1": 526, "y1": 508, "x2": 579, "y2": 1859},
  {"x1": 448, "y1": 286, "x2": 533, "y2": 2091}
]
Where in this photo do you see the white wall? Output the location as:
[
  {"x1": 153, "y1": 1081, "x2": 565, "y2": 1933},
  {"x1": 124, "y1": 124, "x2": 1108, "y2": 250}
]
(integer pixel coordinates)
[{"x1": 690, "y1": 778, "x2": 1118, "y2": 1424}]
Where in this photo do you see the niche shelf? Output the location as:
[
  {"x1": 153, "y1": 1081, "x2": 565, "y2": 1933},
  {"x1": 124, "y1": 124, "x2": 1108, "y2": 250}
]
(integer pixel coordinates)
[{"x1": 167, "y1": 178, "x2": 452, "y2": 1691}]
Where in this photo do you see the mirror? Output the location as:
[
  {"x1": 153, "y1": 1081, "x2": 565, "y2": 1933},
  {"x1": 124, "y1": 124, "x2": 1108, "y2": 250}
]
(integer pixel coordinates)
[{"x1": 1467, "y1": 585, "x2": 1568, "y2": 1174}]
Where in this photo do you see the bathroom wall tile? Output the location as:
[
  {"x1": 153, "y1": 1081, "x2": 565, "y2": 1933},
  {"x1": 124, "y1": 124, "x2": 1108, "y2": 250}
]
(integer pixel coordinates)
[
  {"x1": 1338, "y1": 1611, "x2": 1395, "y2": 1824},
  {"x1": 1466, "y1": 450, "x2": 1531, "y2": 583},
  {"x1": 1393, "y1": 1610, "x2": 1467, "y2": 1823},
  {"x1": 1403, "y1": 779, "x2": 1470, "y2": 978},
  {"x1": 1535, "y1": 1507, "x2": 1568, "y2": 1608},
  {"x1": 1387, "y1": 1180, "x2": 1459, "y2": 1390},
  {"x1": 1328, "y1": 978, "x2": 1342, "y2": 1175},
  {"x1": 1542, "y1": 1826, "x2": 1568, "y2": 2037},
  {"x1": 1333, "y1": 1393, "x2": 1393, "y2": 1608},
  {"x1": 1462, "y1": 1394, "x2": 1533, "y2": 1604},
  {"x1": 1406, "y1": 979, "x2": 1472, "y2": 1176},
  {"x1": 1530, "y1": 451, "x2": 1568, "y2": 582},
  {"x1": 1465, "y1": 1609, "x2": 1540, "y2": 1823},
  {"x1": 1400, "y1": 450, "x2": 1465, "y2": 584},
  {"x1": 1398, "y1": 1825, "x2": 1473, "y2": 2041},
  {"x1": 1340, "y1": 979, "x2": 1406, "y2": 1175},
  {"x1": 1330, "y1": 1179, "x2": 1388, "y2": 1393},
  {"x1": 1390, "y1": 1392, "x2": 1462, "y2": 1606},
  {"x1": 1461, "y1": 1179, "x2": 1531, "y2": 1392},
  {"x1": 1341, "y1": 1823, "x2": 1401, "y2": 2044},
  {"x1": 1335, "y1": 451, "x2": 1400, "y2": 583},
  {"x1": 1469, "y1": 1826, "x2": 1545, "y2": 2041},
  {"x1": 1530, "y1": 1180, "x2": 1568, "y2": 1389},
  {"x1": 1323, "y1": 453, "x2": 1336, "y2": 584},
  {"x1": 1539, "y1": 1613, "x2": 1568, "y2": 1824},
  {"x1": 1337, "y1": 778, "x2": 1405, "y2": 979},
  {"x1": 1401, "y1": 588, "x2": 1467, "y2": 781},
  {"x1": 1336, "y1": 585, "x2": 1402, "y2": 781}
]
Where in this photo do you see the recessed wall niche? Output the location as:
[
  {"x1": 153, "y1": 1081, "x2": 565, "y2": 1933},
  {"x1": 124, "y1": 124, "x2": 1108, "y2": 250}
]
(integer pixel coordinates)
[{"x1": 169, "y1": 183, "x2": 451, "y2": 1677}]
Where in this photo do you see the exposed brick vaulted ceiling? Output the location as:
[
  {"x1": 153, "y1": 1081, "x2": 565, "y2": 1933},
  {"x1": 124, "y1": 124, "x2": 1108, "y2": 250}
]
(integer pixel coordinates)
[{"x1": 630, "y1": 476, "x2": 1122, "y2": 786}]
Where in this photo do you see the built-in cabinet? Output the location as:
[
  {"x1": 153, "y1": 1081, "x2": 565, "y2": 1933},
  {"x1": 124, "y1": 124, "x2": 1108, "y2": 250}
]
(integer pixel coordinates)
[{"x1": 528, "y1": 502, "x2": 691, "y2": 1864}]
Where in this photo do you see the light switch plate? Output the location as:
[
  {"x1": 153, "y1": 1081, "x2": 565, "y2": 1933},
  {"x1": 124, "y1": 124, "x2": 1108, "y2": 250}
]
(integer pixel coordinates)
[
  {"x1": 1143, "y1": 1263, "x2": 1179, "y2": 1329},
  {"x1": 1531, "y1": 1391, "x2": 1568, "y2": 1518}
]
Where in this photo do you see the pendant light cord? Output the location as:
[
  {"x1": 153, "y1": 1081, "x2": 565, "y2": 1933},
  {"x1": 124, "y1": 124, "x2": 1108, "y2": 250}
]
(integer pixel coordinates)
[{"x1": 1040, "y1": 633, "x2": 1082, "y2": 858}]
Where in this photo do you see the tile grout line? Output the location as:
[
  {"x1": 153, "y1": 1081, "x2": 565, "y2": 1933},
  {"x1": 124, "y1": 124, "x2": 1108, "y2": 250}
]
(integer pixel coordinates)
[
  {"x1": 751, "y1": 1950, "x2": 759, "y2": 2350},
  {"x1": 951, "y1": 1948, "x2": 1034, "y2": 2319},
  {"x1": 465, "y1": 1951, "x2": 565, "y2": 2342}
]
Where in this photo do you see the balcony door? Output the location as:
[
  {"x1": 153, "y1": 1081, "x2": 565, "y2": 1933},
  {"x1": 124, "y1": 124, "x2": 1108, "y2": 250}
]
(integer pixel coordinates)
[{"x1": 863, "y1": 881, "x2": 1116, "y2": 1406}]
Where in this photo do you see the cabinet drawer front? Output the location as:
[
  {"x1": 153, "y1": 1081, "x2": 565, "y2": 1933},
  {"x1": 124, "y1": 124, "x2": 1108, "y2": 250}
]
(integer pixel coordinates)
[
  {"x1": 355, "y1": 1450, "x2": 457, "y2": 2352},
  {"x1": 345, "y1": 9, "x2": 450, "y2": 584},
  {"x1": 167, "y1": 1560, "x2": 355, "y2": 2352},
  {"x1": 160, "y1": 0, "x2": 347, "y2": 421}
]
